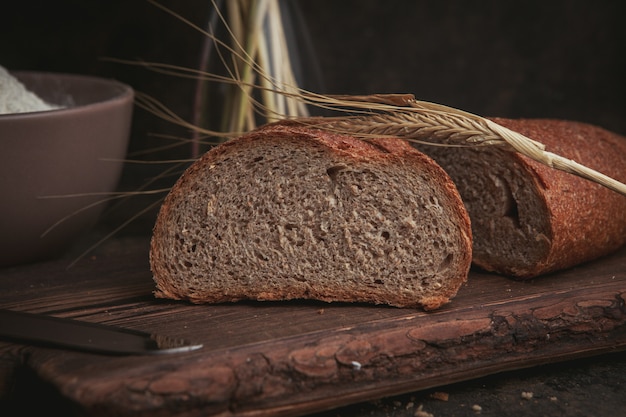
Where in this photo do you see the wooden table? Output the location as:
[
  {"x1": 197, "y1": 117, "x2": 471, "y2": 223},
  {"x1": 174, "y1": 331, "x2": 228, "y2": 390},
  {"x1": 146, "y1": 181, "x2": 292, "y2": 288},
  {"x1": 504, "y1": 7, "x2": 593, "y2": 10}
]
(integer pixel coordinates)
[{"x1": 1, "y1": 233, "x2": 625, "y2": 417}]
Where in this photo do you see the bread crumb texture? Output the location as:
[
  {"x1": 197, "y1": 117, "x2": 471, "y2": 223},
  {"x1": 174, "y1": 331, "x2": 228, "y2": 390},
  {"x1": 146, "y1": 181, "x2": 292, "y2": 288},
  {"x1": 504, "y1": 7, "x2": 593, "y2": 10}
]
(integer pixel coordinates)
[{"x1": 150, "y1": 124, "x2": 472, "y2": 309}]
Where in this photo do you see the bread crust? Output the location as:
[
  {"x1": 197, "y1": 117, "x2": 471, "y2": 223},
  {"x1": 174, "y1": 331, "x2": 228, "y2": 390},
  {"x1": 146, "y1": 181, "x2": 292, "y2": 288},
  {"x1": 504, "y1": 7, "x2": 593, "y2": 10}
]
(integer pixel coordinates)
[
  {"x1": 150, "y1": 123, "x2": 472, "y2": 309},
  {"x1": 479, "y1": 118, "x2": 626, "y2": 277}
]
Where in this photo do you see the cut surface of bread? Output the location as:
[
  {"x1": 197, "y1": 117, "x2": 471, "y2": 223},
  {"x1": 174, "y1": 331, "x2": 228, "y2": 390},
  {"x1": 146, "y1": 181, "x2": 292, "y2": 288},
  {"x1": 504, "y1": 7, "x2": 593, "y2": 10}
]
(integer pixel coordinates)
[
  {"x1": 150, "y1": 124, "x2": 472, "y2": 309},
  {"x1": 414, "y1": 118, "x2": 626, "y2": 278}
]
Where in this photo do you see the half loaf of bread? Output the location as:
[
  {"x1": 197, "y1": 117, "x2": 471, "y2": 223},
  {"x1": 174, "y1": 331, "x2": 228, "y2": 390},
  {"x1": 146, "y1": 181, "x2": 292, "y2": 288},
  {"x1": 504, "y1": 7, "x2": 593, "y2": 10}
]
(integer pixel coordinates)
[
  {"x1": 150, "y1": 123, "x2": 472, "y2": 309},
  {"x1": 414, "y1": 118, "x2": 626, "y2": 278}
]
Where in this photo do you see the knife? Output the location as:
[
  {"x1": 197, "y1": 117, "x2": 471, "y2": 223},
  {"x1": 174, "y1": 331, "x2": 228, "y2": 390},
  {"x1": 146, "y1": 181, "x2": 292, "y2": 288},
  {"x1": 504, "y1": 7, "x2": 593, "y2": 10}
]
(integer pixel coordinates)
[{"x1": 0, "y1": 309, "x2": 203, "y2": 355}]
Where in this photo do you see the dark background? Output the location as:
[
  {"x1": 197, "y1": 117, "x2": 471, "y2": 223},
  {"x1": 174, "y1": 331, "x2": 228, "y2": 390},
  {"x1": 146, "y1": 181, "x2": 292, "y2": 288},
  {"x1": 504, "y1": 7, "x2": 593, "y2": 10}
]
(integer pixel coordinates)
[
  {"x1": 2, "y1": 2, "x2": 625, "y2": 415},
  {"x1": 4, "y1": 0, "x2": 625, "y2": 231},
  {"x1": 3, "y1": 0, "x2": 625, "y2": 153}
]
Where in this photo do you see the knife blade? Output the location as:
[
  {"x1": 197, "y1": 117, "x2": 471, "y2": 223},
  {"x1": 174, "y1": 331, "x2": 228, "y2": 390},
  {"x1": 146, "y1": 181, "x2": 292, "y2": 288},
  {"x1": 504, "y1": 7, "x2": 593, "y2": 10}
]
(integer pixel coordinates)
[{"x1": 0, "y1": 309, "x2": 203, "y2": 355}]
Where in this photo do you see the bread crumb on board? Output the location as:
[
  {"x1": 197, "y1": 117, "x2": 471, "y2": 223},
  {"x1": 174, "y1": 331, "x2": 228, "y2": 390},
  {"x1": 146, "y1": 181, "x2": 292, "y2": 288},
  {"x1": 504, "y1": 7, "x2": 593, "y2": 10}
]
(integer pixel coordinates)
[
  {"x1": 414, "y1": 404, "x2": 434, "y2": 417},
  {"x1": 429, "y1": 391, "x2": 449, "y2": 401},
  {"x1": 521, "y1": 391, "x2": 534, "y2": 400}
]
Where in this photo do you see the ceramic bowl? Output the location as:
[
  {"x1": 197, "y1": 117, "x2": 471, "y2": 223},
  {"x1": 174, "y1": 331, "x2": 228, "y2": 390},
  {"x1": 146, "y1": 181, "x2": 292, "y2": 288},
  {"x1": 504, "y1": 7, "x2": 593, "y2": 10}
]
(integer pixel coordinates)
[{"x1": 0, "y1": 71, "x2": 134, "y2": 266}]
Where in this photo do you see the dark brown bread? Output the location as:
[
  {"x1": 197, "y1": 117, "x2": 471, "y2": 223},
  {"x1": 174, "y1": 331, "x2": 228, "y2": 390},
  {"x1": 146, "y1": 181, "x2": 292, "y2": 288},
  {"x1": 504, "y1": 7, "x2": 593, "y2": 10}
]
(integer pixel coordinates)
[
  {"x1": 150, "y1": 123, "x2": 472, "y2": 309},
  {"x1": 415, "y1": 118, "x2": 626, "y2": 278}
]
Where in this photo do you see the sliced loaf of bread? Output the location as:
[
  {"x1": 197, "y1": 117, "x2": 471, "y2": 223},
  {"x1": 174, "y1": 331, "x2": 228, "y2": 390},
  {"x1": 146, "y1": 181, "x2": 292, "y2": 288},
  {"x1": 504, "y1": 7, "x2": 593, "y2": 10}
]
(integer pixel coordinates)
[
  {"x1": 150, "y1": 123, "x2": 472, "y2": 309},
  {"x1": 414, "y1": 118, "x2": 626, "y2": 278}
]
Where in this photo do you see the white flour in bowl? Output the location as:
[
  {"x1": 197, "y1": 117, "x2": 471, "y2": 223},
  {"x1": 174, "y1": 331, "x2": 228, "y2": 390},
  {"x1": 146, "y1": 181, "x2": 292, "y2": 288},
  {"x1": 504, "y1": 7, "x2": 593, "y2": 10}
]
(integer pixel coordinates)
[{"x1": 0, "y1": 65, "x2": 61, "y2": 114}]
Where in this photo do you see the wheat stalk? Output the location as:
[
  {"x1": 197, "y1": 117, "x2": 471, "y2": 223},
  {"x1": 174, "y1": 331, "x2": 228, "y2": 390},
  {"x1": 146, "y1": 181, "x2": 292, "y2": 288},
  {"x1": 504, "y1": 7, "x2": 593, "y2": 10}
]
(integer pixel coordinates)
[{"x1": 142, "y1": 1, "x2": 626, "y2": 197}]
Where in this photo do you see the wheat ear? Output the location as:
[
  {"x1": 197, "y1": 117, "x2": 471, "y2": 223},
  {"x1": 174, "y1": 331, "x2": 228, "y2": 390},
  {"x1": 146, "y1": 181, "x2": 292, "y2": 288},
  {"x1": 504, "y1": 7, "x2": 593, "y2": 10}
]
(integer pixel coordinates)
[{"x1": 287, "y1": 94, "x2": 626, "y2": 197}]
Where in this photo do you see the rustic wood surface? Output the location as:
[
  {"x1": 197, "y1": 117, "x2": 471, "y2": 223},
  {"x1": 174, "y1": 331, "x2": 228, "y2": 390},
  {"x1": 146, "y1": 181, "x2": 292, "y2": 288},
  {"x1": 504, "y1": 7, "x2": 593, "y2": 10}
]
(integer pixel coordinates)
[{"x1": 0, "y1": 235, "x2": 625, "y2": 417}]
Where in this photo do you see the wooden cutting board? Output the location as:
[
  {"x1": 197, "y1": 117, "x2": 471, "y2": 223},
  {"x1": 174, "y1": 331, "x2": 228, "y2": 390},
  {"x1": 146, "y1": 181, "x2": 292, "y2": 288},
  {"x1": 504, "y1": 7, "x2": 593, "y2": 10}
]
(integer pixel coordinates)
[{"x1": 1, "y1": 236, "x2": 625, "y2": 417}]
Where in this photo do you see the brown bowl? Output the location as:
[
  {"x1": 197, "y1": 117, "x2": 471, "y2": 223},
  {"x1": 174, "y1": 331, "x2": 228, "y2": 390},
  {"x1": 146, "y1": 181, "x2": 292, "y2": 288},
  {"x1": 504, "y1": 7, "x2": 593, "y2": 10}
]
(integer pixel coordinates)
[{"x1": 0, "y1": 71, "x2": 134, "y2": 266}]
